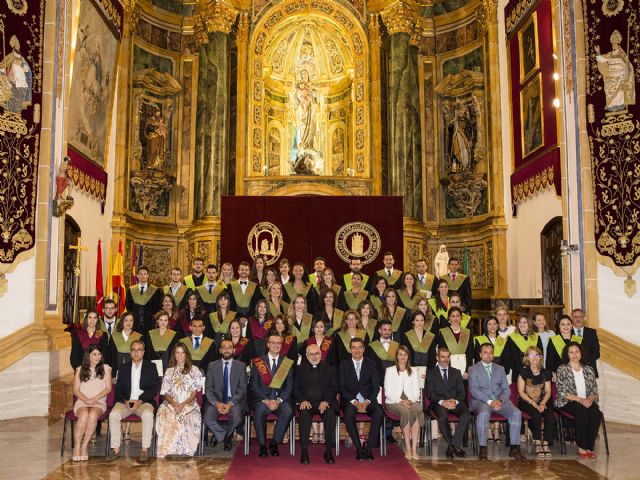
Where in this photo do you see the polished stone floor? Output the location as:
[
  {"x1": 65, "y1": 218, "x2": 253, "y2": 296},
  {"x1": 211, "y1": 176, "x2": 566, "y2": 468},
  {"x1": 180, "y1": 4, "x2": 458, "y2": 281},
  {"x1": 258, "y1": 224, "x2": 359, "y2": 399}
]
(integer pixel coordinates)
[{"x1": 0, "y1": 417, "x2": 636, "y2": 479}]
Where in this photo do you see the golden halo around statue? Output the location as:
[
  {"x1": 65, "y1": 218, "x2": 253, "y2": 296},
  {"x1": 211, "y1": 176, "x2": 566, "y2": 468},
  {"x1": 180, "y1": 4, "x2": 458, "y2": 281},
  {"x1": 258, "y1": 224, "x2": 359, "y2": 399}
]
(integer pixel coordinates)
[
  {"x1": 247, "y1": 222, "x2": 283, "y2": 265},
  {"x1": 335, "y1": 222, "x2": 381, "y2": 265}
]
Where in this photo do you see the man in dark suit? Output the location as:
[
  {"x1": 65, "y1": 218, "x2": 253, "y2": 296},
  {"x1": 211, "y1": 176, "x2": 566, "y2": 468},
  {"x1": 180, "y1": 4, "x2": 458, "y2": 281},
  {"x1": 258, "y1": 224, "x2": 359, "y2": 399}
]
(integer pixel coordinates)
[
  {"x1": 106, "y1": 339, "x2": 160, "y2": 463},
  {"x1": 295, "y1": 343, "x2": 338, "y2": 465},
  {"x1": 250, "y1": 332, "x2": 295, "y2": 457},
  {"x1": 339, "y1": 337, "x2": 384, "y2": 460},
  {"x1": 205, "y1": 339, "x2": 248, "y2": 450},
  {"x1": 571, "y1": 308, "x2": 600, "y2": 377},
  {"x1": 426, "y1": 346, "x2": 471, "y2": 459},
  {"x1": 125, "y1": 266, "x2": 163, "y2": 333}
]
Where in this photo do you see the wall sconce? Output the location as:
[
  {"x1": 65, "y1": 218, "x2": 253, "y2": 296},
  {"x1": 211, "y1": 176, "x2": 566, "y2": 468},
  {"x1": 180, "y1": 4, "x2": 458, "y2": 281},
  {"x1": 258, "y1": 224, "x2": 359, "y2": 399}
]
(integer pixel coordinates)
[
  {"x1": 262, "y1": 165, "x2": 268, "y2": 176},
  {"x1": 560, "y1": 239, "x2": 579, "y2": 256}
]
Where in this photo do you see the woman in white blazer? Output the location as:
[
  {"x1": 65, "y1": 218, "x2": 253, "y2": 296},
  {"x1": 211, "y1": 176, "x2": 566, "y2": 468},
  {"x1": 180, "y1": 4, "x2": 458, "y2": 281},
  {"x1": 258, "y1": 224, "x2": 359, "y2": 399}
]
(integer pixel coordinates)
[{"x1": 384, "y1": 345, "x2": 424, "y2": 460}]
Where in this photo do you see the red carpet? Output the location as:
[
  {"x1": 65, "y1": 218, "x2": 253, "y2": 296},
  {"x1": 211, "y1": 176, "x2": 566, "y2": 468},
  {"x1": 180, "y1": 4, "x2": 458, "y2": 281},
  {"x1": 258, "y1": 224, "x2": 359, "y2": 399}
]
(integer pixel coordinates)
[{"x1": 225, "y1": 442, "x2": 420, "y2": 480}]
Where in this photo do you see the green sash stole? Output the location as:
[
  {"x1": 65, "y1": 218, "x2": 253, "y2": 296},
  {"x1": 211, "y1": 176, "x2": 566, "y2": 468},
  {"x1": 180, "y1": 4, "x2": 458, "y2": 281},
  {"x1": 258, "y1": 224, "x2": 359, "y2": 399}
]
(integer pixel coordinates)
[
  {"x1": 129, "y1": 285, "x2": 158, "y2": 305},
  {"x1": 509, "y1": 332, "x2": 540, "y2": 353},
  {"x1": 398, "y1": 290, "x2": 417, "y2": 310},
  {"x1": 362, "y1": 320, "x2": 377, "y2": 342},
  {"x1": 370, "y1": 295, "x2": 383, "y2": 314},
  {"x1": 112, "y1": 331, "x2": 142, "y2": 353},
  {"x1": 99, "y1": 318, "x2": 120, "y2": 336},
  {"x1": 376, "y1": 269, "x2": 402, "y2": 285},
  {"x1": 269, "y1": 300, "x2": 288, "y2": 317},
  {"x1": 252, "y1": 357, "x2": 294, "y2": 389},
  {"x1": 284, "y1": 282, "x2": 312, "y2": 303},
  {"x1": 326, "y1": 309, "x2": 344, "y2": 335},
  {"x1": 461, "y1": 313, "x2": 471, "y2": 329},
  {"x1": 149, "y1": 328, "x2": 176, "y2": 352},
  {"x1": 475, "y1": 335, "x2": 507, "y2": 357},
  {"x1": 164, "y1": 285, "x2": 189, "y2": 306},
  {"x1": 230, "y1": 281, "x2": 257, "y2": 308},
  {"x1": 344, "y1": 289, "x2": 368, "y2": 310},
  {"x1": 440, "y1": 327, "x2": 471, "y2": 355},
  {"x1": 180, "y1": 336, "x2": 214, "y2": 361},
  {"x1": 209, "y1": 310, "x2": 237, "y2": 334},
  {"x1": 261, "y1": 287, "x2": 269, "y2": 299},
  {"x1": 550, "y1": 334, "x2": 582, "y2": 357},
  {"x1": 417, "y1": 273, "x2": 435, "y2": 292},
  {"x1": 369, "y1": 340, "x2": 400, "y2": 361},
  {"x1": 292, "y1": 313, "x2": 313, "y2": 344},
  {"x1": 405, "y1": 329, "x2": 435, "y2": 353},
  {"x1": 338, "y1": 329, "x2": 365, "y2": 351},
  {"x1": 196, "y1": 283, "x2": 225, "y2": 304},
  {"x1": 446, "y1": 273, "x2": 467, "y2": 291},
  {"x1": 428, "y1": 297, "x2": 448, "y2": 319},
  {"x1": 387, "y1": 307, "x2": 406, "y2": 332},
  {"x1": 342, "y1": 273, "x2": 369, "y2": 291}
]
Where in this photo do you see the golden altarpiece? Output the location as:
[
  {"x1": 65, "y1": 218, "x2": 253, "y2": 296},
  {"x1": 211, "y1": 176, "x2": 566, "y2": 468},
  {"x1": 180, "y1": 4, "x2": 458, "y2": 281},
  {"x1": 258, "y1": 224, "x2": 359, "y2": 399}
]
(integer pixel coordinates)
[{"x1": 109, "y1": 0, "x2": 508, "y2": 304}]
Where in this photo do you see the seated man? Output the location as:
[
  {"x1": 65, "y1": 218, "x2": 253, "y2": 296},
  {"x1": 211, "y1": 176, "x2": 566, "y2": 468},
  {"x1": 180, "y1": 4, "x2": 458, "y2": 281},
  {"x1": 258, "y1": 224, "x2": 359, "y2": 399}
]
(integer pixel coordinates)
[
  {"x1": 250, "y1": 332, "x2": 295, "y2": 457},
  {"x1": 468, "y1": 342, "x2": 525, "y2": 460},
  {"x1": 426, "y1": 346, "x2": 471, "y2": 459},
  {"x1": 205, "y1": 339, "x2": 248, "y2": 451},
  {"x1": 106, "y1": 340, "x2": 160, "y2": 463},
  {"x1": 294, "y1": 343, "x2": 338, "y2": 465},
  {"x1": 339, "y1": 337, "x2": 384, "y2": 461}
]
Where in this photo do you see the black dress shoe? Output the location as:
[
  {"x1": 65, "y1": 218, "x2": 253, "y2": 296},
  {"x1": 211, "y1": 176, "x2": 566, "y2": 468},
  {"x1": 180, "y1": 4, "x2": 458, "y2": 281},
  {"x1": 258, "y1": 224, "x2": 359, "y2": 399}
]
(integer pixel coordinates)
[
  {"x1": 386, "y1": 436, "x2": 397, "y2": 445},
  {"x1": 223, "y1": 435, "x2": 232, "y2": 451},
  {"x1": 324, "y1": 450, "x2": 335, "y2": 464},
  {"x1": 258, "y1": 445, "x2": 268, "y2": 457},
  {"x1": 446, "y1": 447, "x2": 455, "y2": 459},
  {"x1": 209, "y1": 437, "x2": 218, "y2": 448},
  {"x1": 478, "y1": 446, "x2": 488, "y2": 460},
  {"x1": 270, "y1": 442, "x2": 280, "y2": 457},
  {"x1": 453, "y1": 447, "x2": 466, "y2": 458},
  {"x1": 356, "y1": 449, "x2": 366, "y2": 461},
  {"x1": 509, "y1": 447, "x2": 526, "y2": 461},
  {"x1": 300, "y1": 448, "x2": 310, "y2": 464}
]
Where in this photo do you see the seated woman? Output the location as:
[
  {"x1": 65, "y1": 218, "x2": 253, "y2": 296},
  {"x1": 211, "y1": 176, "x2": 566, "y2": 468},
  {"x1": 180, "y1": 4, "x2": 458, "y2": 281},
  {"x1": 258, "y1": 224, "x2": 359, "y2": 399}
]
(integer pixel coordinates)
[
  {"x1": 338, "y1": 272, "x2": 369, "y2": 311},
  {"x1": 357, "y1": 300, "x2": 378, "y2": 343},
  {"x1": 287, "y1": 293, "x2": 314, "y2": 347},
  {"x1": 260, "y1": 267, "x2": 278, "y2": 299},
  {"x1": 396, "y1": 272, "x2": 419, "y2": 311},
  {"x1": 272, "y1": 314, "x2": 298, "y2": 361},
  {"x1": 333, "y1": 309, "x2": 366, "y2": 364},
  {"x1": 318, "y1": 267, "x2": 343, "y2": 298},
  {"x1": 209, "y1": 292, "x2": 237, "y2": 346},
  {"x1": 144, "y1": 310, "x2": 180, "y2": 375},
  {"x1": 369, "y1": 277, "x2": 389, "y2": 315},
  {"x1": 70, "y1": 309, "x2": 108, "y2": 370},
  {"x1": 533, "y1": 312, "x2": 555, "y2": 367},
  {"x1": 435, "y1": 307, "x2": 474, "y2": 378},
  {"x1": 517, "y1": 346, "x2": 555, "y2": 458},
  {"x1": 302, "y1": 318, "x2": 334, "y2": 365},
  {"x1": 248, "y1": 298, "x2": 273, "y2": 357},
  {"x1": 314, "y1": 288, "x2": 344, "y2": 335},
  {"x1": 428, "y1": 279, "x2": 450, "y2": 327},
  {"x1": 378, "y1": 288, "x2": 410, "y2": 335},
  {"x1": 504, "y1": 315, "x2": 543, "y2": 379},
  {"x1": 413, "y1": 296, "x2": 439, "y2": 335},
  {"x1": 384, "y1": 345, "x2": 424, "y2": 461},
  {"x1": 156, "y1": 343, "x2": 203, "y2": 458},
  {"x1": 227, "y1": 318, "x2": 256, "y2": 365},
  {"x1": 110, "y1": 312, "x2": 143, "y2": 376},
  {"x1": 178, "y1": 292, "x2": 207, "y2": 338},
  {"x1": 283, "y1": 262, "x2": 319, "y2": 315},
  {"x1": 401, "y1": 310, "x2": 436, "y2": 370},
  {"x1": 161, "y1": 293, "x2": 180, "y2": 331},
  {"x1": 546, "y1": 315, "x2": 581, "y2": 374},
  {"x1": 72, "y1": 344, "x2": 112, "y2": 461},
  {"x1": 449, "y1": 293, "x2": 471, "y2": 329},
  {"x1": 555, "y1": 342, "x2": 601, "y2": 458}
]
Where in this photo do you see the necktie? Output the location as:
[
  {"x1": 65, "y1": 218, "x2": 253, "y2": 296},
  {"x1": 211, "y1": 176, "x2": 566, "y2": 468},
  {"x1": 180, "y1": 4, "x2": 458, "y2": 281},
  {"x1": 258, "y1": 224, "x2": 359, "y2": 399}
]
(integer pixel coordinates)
[
  {"x1": 386, "y1": 269, "x2": 391, "y2": 276},
  {"x1": 355, "y1": 361, "x2": 361, "y2": 380},
  {"x1": 577, "y1": 329, "x2": 583, "y2": 337},
  {"x1": 451, "y1": 274, "x2": 456, "y2": 282},
  {"x1": 485, "y1": 364, "x2": 492, "y2": 381},
  {"x1": 419, "y1": 275, "x2": 425, "y2": 287},
  {"x1": 317, "y1": 274, "x2": 321, "y2": 284},
  {"x1": 194, "y1": 336, "x2": 200, "y2": 349},
  {"x1": 107, "y1": 322, "x2": 112, "y2": 336},
  {"x1": 208, "y1": 284, "x2": 213, "y2": 294},
  {"x1": 240, "y1": 281, "x2": 247, "y2": 286},
  {"x1": 271, "y1": 358, "x2": 277, "y2": 374},
  {"x1": 442, "y1": 368, "x2": 448, "y2": 383},
  {"x1": 140, "y1": 286, "x2": 145, "y2": 295},
  {"x1": 222, "y1": 362, "x2": 229, "y2": 403}
]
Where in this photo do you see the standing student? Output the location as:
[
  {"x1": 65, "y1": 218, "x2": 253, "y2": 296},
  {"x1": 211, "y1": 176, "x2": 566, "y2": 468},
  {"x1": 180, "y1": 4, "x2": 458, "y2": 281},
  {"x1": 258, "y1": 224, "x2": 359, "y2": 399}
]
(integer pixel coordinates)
[
  {"x1": 375, "y1": 251, "x2": 403, "y2": 289},
  {"x1": 164, "y1": 267, "x2": 191, "y2": 310},
  {"x1": 125, "y1": 266, "x2": 163, "y2": 333},
  {"x1": 196, "y1": 264, "x2": 225, "y2": 314},
  {"x1": 144, "y1": 310, "x2": 179, "y2": 374},
  {"x1": 183, "y1": 258, "x2": 205, "y2": 289}
]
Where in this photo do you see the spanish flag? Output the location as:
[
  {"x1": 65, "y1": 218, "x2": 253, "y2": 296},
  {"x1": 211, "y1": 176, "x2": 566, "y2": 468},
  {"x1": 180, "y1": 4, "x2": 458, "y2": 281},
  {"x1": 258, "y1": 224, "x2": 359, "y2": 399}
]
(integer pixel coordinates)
[{"x1": 112, "y1": 239, "x2": 126, "y2": 315}]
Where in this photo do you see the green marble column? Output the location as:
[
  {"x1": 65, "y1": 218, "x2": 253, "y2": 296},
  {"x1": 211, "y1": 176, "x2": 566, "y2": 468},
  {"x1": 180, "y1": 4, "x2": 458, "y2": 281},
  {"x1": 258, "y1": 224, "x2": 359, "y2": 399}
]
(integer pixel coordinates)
[
  {"x1": 388, "y1": 33, "x2": 423, "y2": 220},
  {"x1": 195, "y1": 32, "x2": 229, "y2": 218}
]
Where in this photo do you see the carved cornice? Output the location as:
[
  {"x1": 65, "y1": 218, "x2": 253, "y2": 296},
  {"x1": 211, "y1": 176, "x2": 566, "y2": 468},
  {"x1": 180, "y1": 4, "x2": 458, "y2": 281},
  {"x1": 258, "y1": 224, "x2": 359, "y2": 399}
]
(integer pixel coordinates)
[
  {"x1": 476, "y1": 0, "x2": 498, "y2": 35},
  {"x1": 409, "y1": 16, "x2": 432, "y2": 50},
  {"x1": 381, "y1": 0, "x2": 419, "y2": 36},
  {"x1": 194, "y1": 0, "x2": 239, "y2": 45}
]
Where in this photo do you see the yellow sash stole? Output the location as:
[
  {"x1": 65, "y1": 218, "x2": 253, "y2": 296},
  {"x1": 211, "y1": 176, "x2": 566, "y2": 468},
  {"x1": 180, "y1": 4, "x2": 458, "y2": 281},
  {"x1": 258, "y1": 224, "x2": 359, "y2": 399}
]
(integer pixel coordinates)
[
  {"x1": 440, "y1": 327, "x2": 471, "y2": 355},
  {"x1": 405, "y1": 329, "x2": 435, "y2": 353}
]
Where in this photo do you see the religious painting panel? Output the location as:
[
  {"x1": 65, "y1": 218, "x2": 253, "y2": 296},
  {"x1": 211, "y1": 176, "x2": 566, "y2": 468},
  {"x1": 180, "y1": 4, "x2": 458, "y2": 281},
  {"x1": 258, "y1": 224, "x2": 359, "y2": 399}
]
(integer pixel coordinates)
[
  {"x1": 436, "y1": 45, "x2": 488, "y2": 220},
  {"x1": 518, "y1": 12, "x2": 539, "y2": 83},
  {"x1": 582, "y1": 0, "x2": 640, "y2": 275},
  {"x1": 520, "y1": 72, "x2": 544, "y2": 158},
  {"x1": 0, "y1": 0, "x2": 44, "y2": 268},
  {"x1": 67, "y1": 0, "x2": 122, "y2": 169}
]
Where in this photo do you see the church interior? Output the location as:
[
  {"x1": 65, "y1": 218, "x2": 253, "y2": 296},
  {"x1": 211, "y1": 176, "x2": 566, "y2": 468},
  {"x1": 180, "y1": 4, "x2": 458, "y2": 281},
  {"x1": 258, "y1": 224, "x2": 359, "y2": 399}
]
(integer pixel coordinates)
[{"x1": 0, "y1": 0, "x2": 639, "y2": 478}]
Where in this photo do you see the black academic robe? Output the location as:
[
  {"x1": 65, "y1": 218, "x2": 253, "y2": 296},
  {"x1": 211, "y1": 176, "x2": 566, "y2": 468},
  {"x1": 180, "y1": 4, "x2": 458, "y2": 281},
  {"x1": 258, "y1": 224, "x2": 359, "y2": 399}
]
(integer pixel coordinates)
[{"x1": 125, "y1": 285, "x2": 163, "y2": 333}]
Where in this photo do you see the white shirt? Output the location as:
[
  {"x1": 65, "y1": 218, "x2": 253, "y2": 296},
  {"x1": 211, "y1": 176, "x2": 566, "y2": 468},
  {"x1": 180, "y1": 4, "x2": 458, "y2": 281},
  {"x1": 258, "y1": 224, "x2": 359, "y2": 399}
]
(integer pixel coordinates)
[
  {"x1": 169, "y1": 283, "x2": 181, "y2": 295},
  {"x1": 352, "y1": 359, "x2": 365, "y2": 403},
  {"x1": 138, "y1": 282, "x2": 148, "y2": 293},
  {"x1": 281, "y1": 275, "x2": 290, "y2": 285},
  {"x1": 384, "y1": 367, "x2": 420, "y2": 403},
  {"x1": 385, "y1": 267, "x2": 394, "y2": 275},
  {"x1": 130, "y1": 361, "x2": 143, "y2": 400},
  {"x1": 241, "y1": 322, "x2": 248, "y2": 337},
  {"x1": 380, "y1": 338, "x2": 391, "y2": 352},
  {"x1": 104, "y1": 318, "x2": 116, "y2": 333},
  {"x1": 497, "y1": 325, "x2": 515, "y2": 339},
  {"x1": 267, "y1": 354, "x2": 279, "y2": 370},
  {"x1": 572, "y1": 368, "x2": 587, "y2": 398},
  {"x1": 205, "y1": 281, "x2": 217, "y2": 291},
  {"x1": 573, "y1": 327, "x2": 584, "y2": 337}
]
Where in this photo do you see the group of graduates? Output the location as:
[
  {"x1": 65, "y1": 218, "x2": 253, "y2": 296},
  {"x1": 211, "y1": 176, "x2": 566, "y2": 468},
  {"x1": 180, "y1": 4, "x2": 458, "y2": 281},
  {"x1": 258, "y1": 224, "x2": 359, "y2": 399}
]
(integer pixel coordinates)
[{"x1": 68, "y1": 253, "x2": 603, "y2": 464}]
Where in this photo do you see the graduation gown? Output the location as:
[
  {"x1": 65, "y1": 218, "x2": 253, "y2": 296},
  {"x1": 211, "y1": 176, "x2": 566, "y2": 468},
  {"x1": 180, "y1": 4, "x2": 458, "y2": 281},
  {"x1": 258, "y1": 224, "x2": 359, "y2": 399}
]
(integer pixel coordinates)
[{"x1": 125, "y1": 285, "x2": 163, "y2": 333}]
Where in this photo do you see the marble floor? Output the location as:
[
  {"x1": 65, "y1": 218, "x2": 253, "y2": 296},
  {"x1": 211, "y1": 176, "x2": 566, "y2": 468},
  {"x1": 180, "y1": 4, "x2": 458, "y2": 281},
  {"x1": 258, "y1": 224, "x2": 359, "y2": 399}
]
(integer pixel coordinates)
[{"x1": 0, "y1": 417, "x2": 636, "y2": 479}]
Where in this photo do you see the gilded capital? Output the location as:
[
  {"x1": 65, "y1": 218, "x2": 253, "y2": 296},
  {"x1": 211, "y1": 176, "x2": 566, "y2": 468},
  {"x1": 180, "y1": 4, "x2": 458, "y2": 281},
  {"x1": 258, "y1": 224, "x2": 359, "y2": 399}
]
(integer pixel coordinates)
[
  {"x1": 195, "y1": 0, "x2": 239, "y2": 42},
  {"x1": 381, "y1": 0, "x2": 419, "y2": 36},
  {"x1": 236, "y1": 11, "x2": 250, "y2": 43},
  {"x1": 368, "y1": 13, "x2": 382, "y2": 44},
  {"x1": 121, "y1": 0, "x2": 140, "y2": 28},
  {"x1": 476, "y1": 0, "x2": 498, "y2": 34}
]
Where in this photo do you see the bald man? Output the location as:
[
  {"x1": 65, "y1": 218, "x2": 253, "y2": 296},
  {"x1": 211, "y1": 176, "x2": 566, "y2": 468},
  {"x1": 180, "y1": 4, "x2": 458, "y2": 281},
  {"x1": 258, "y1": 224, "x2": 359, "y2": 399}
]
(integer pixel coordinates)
[{"x1": 294, "y1": 343, "x2": 338, "y2": 465}]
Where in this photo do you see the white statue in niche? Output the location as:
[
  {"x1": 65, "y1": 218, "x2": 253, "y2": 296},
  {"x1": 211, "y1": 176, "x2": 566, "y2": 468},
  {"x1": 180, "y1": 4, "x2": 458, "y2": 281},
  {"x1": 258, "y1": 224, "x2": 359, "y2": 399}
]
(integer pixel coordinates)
[
  {"x1": 434, "y1": 245, "x2": 449, "y2": 278},
  {"x1": 595, "y1": 29, "x2": 636, "y2": 112}
]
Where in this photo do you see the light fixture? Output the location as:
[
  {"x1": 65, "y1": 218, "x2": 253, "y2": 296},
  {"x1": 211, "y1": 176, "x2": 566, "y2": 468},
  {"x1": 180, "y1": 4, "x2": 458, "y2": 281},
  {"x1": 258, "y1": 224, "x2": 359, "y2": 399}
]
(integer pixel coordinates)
[
  {"x1": 553, "y1": 72, "x2": 559, "y2": 80},
  {"x1": 560, "y1": 240, "x2": 579, "y2": 256},
  {"x1": 553, "y1": 98, "x2": 560, "y2": 108}
]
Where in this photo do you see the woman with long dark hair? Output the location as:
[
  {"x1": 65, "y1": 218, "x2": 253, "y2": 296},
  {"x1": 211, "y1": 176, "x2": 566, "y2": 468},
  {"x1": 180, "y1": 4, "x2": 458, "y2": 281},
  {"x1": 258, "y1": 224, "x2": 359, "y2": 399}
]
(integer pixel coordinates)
[
  {"x1": 178, "y1": 292, "x2": 207, "y2": 337},
  {"x1": 70, "y1": 309, "x2": 109, "y2": 369},
  {"x1": 283, "y1": 262, "x2": 319, "y2": 314},
  {"x1": 109, "y1": 311, "x2": 143, "y2": 376},
  {"x1": 72, "y1": 344, "x2": 112, "y2": 461},
  {"x1": 227, "y1": 318, "x2": 256, "y2": 364}
]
